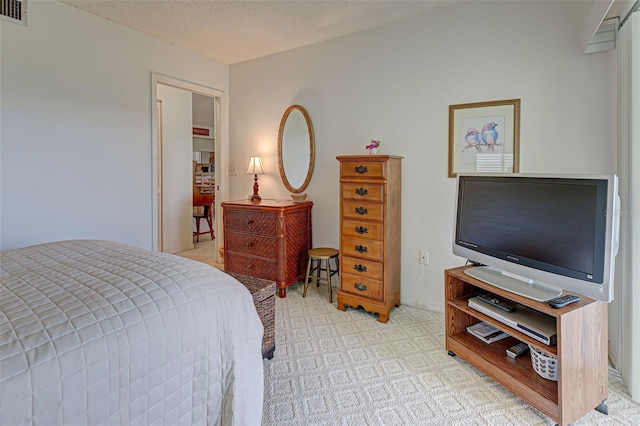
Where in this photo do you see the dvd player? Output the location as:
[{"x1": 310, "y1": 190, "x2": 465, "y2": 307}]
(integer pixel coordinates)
[{"x1": 468, "y1": 297, "x2": 557, "y2": 346}]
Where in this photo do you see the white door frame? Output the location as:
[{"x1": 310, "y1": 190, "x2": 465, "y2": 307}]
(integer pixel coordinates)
[{"x1": 151, "y1": 72, "x2": 228, "y2": 262}]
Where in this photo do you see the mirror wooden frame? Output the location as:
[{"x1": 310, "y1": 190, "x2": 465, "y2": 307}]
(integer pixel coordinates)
[{"x1": 277, "y1": 105, "x2": 315, "y2": 193}]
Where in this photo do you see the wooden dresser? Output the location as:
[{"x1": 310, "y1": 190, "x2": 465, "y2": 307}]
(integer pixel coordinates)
[
  {"x1": 336, "y1": 155, "x2": 402, "y2": 323},
  {"x1": 222, "y1": 199, "x2": 313, "y2": 297}
]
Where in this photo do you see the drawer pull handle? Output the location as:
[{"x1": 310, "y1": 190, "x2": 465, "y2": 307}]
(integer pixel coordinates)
[
  {"x1": 247, "y1": 219, "x2": 255, "y2": 225},
  {"x1": 355, "y1": 188, "x2": 368, "y2": 196},
  {"x1": 246, "y1": 263, "x2": 254, "y2": 270},
  {"x1": 354, "y1": 165, "x2": 368, "y2": 174},
  {"x1": 354, "y1": 264, "x2": 367, "y2": 273},
  {"x1": 354, "y1": 245, "x2": 368, "y2": 253},
  {"x1": 247, "y1": 241, "x2": 254, "y2": 248},
  {"x1": 354, "y1": 226, "x2": 368, "y2": 235},
  {"x1": 355, "y1": 207, "x2": 368, "y2": 215},
  {"x1": 354, "y1": 283, "x2": 367, "y2": 291}
]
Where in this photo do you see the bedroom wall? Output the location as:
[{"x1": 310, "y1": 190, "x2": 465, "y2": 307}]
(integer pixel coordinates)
[
  {"x1": 229, "y1": 0, "x2": 617, "y2": 312},
  {"x1": 0, "y1": 1, "x2": 228, "y2": 251}
]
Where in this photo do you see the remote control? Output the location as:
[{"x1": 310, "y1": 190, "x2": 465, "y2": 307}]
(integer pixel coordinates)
[
  {"x1": 506, "y1": 342, "x2": 529, "y2": 358},
  {"x1": 548, "y1": 294, "x2": 580, "y2": 308},
  {"x1": 476, "y1": 293, "x2": 516, "y2": 313}
]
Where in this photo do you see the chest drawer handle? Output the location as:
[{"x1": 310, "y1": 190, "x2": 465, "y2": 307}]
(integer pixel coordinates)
[
  {"x1": 354, "y1": 264, "x2": 367, "y2": 273},
  {"x1": 354, "y1": 283, "x2": 367, "y2": 291},
  {"x1": 354, "y1": 226, "x2": 368, "y2": 235},
  {"x1": 247, "y1": 219, "x2": 255, "y2": 225},
  {"x1": 355, "y1": 188, "x2": 368, "y2": 196},
  {"x1": 245, "y1": 263, "x2": 254, "y2": 270},
  {"x1": 354, "y1": 245, "x2": 368, "y2": 253},
  {"x1": 355, "y1": 207, "x2": 368, "y2": 215},
  {"x1": 354, "y1": 165, "x2": 368, "y2": 174},
  {"x1": 247, "y1": 241, "x2": 254, "y2": 248}
]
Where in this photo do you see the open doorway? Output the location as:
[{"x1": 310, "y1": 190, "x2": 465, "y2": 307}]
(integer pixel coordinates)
[{"x1": 151, "y1": 73, "x2": 227, "y2": 265}]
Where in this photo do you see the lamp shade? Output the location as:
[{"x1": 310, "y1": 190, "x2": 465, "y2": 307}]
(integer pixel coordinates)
[{"x1": 246, "y1": 156, "x2": 264, "y2": 175}]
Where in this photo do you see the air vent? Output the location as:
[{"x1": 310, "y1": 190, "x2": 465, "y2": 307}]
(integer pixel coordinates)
[{"x1": 1, "y1": 0, "x2": 27, "y2": 26}]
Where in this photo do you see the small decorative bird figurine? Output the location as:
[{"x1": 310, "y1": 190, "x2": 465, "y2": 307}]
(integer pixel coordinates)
[
  {"x1": 462, "y1": 128, "x2": 482, "y2": 152},
  {"x1": 481, "y1": 122, "x2": 499, "y2": 151}
]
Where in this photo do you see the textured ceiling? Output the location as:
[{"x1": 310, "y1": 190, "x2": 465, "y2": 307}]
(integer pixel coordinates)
[{"x1": 61, "y1": 0, "x2": 466, "y2": 64}]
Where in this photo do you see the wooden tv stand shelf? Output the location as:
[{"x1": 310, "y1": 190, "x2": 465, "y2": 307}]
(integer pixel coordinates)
[{"x1": 445, "y1": 266, "x2": 608, "y2": 426}]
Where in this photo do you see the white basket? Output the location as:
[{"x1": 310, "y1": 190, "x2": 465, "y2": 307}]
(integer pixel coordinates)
[{"x1": 529, "y1": 345, "x2": 558, "y2": 381}]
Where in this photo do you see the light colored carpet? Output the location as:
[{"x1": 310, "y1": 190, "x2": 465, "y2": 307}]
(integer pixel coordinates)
[
  {"x1": 175, "y1": 235, "x2": 223, "y2": 269},
  {"x1": 174, "y1": 245, "x2": 640, "y2": 425},
  {"x1": 263, "y1": 282, "x2": 640, "y2": 425}
]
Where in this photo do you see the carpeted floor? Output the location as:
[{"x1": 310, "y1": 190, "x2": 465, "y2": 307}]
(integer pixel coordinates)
[
  {"x1": 262, "y1": 282, "x2": 640, "y2": 425},
  {"x1": 175, "y1": 235, "x2": 222, "y2": 269},
  {"x1": 175, "y1": 243, "x2": 640, "y2": 425}
]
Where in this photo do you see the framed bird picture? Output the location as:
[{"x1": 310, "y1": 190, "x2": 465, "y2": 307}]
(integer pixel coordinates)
[{"x1": 448, "y1": 98, "x2": 520, "y2": 178}]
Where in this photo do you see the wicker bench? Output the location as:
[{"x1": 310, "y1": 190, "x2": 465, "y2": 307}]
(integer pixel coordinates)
[{"x1": 228, "y1": 272, "x2": 276, "y2": 359}]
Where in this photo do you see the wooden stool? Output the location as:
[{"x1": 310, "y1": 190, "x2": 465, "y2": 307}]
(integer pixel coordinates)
[
  {"x1": 303, "y1": 248, "x2": 339, "y2": 303},
  {"x1": 193, "y1": 203, "x2": 214, "y2": 242}
]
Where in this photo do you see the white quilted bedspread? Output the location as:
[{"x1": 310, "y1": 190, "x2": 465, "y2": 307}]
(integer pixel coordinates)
[{"x1": 0, "y1": 240, "x2": 264, "y2": 425}]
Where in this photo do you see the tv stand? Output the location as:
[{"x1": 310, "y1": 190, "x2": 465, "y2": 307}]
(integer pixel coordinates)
[
  {"x1": 445, "y1": 266, "x2": 608, "y2": 425},
  {"x1": 464, "y1": 266, "x2": 563, "y2": 302}
]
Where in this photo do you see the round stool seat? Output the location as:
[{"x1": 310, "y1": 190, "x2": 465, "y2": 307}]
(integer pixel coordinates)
[{"x1": 308, "y1": 247, "x2": 339, "y2": 259}]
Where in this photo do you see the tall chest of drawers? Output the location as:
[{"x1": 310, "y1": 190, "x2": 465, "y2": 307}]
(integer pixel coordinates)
[
  {"x1": 222, "y1": 199, "x2": 313, "y2": 298},
  {"x1": 336, "y1": 155, "x2": 402, "y2": 323}
]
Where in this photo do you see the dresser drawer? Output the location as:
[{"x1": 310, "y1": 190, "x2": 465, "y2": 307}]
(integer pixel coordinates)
[
  {"x1": 225, "y1": 254, "x2": 278, "y2": 281},
  {"x1": 341, "y1": 236, "x2": 383, "y2": 261},
  {"x1": 340, "y1": 161, "x2": 384, "y2": 179},
  {"x1": 225, "y1": 231, "x2": 278, "y2": 258},
  {"x1": 341, "y1": 183, "x2": 384, "y2": 202},
  {"x1": 342, "y1": 200, "x2": 383, "y2": 221},
  {"x1": 342, "y1": 219, "x2": 383, "y2": 240},
  {"x1": 225, "y1": 210, "x2": 277, "y2": 234},
  {"x1": 341, "y1": 256, "x2": 383, "y2": 281},
  {"x1": 341, "y1": 274, "x2": 382, "y2": 300}
]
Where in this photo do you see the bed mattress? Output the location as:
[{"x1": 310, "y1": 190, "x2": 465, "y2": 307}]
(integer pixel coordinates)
[{"x1": 0, "y1": 240, "x2": 264, "y2": 425}]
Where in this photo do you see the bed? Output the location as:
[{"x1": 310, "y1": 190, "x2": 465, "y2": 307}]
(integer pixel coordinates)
[{"x1": 0, "y1": 240, "x2": 264, "y2": 425}]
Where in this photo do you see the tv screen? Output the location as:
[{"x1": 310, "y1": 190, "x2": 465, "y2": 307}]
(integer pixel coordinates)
[{"x1": 453, "y1": 174, "x2": 619, "y2": 302}]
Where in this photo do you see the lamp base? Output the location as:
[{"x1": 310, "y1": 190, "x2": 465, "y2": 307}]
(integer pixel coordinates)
[{"x1": 251, "y1": 174, "x2": 261, "y2": 204}]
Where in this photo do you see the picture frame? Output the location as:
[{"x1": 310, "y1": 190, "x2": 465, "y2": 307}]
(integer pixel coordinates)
[
  {"x1": 193, "y1": 126, "x2": 214, "y2": 139},
  {"x1": 448, "y1": 99, "x2": 520, "y2": 178}
]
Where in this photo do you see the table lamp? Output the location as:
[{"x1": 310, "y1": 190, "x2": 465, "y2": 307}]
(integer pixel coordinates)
[{"x1": 246, "y1": 156, "x2": 264, "y2": 204}]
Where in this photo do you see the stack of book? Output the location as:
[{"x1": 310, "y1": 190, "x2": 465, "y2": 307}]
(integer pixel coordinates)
[{"x1": 466, "y1": 322, "x2": 509, "y2": 344}]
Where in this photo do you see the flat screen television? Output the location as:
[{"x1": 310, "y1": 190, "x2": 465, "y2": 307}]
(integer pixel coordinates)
[{"x1": 453, "y1": 173, "x2": 620, "y2": 302}]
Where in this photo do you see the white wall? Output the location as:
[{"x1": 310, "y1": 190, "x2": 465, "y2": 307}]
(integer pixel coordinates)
[
  {"x1": 229, "y1": 0, "x2": 617, "y2": 312},
  {"x1": 0, "y1": 1, "x2": 618, "y2": 313},
  {"x1": 0, "y1": 1, "x2": 228, "y2": 250}
]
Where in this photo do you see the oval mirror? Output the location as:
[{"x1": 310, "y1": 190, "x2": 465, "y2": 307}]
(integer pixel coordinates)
[{"x1": 277, "y1": 105, "x2": 315, "y2": 194}]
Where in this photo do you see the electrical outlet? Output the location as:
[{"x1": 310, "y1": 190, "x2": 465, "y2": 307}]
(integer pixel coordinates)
[
  {"x1": 230, "y1": 164, "x2": 237, "y2": 176},
  {"x1": 419, "y1": 250, "x2": 429, "y2": 265}
]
